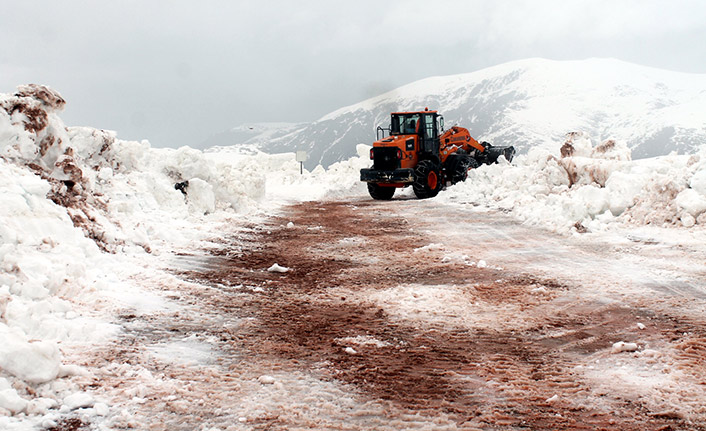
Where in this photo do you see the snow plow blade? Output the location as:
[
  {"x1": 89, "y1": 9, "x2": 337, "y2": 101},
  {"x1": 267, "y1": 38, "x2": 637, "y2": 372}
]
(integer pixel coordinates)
[{"x1": 482, "y1": 143, "x2": 515, "y2": 164}]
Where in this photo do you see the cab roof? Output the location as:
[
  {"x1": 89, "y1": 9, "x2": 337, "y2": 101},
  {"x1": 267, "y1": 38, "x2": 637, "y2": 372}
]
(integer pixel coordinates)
[{"x1": 390, "y1": 109, "x2": 438, "y2": 115}]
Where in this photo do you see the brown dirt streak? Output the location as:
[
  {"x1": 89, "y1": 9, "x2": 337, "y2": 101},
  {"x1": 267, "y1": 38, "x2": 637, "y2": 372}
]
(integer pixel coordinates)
[{"x1": 183, "y1": 200, "x2": 696, "y2": 430}]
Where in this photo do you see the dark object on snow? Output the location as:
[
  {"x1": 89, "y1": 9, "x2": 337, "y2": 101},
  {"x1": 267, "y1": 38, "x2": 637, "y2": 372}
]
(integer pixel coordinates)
[{"x1": 174, "y1": 180, "x2": 189, "y2": 195}]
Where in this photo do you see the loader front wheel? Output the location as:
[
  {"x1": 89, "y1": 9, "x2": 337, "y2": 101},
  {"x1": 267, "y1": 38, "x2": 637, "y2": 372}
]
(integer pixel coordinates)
[
  {"x1": 413, "y1": 160, "x2": 442, "y2": 199},
  {"x1": 367, "y1": 183, "x2": 395, "y2": 200},
  {"x1": 451, "y1": 156, "x2": 479, "y2": 184}
]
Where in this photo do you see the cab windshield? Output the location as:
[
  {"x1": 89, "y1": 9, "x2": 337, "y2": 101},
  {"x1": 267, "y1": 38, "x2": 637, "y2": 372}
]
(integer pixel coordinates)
[{"x1": 390, "y1": 114, "x2": 420, "y2": 135}]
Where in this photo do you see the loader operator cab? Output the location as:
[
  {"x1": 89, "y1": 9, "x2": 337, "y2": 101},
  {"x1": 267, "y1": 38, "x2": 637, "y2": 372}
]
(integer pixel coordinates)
[
  {"x1": 389, "y1": 111, "x2": 443, "y2": 155},
  {"x1": 390, "y1": 112, "x2": 443, "y2": 139}
]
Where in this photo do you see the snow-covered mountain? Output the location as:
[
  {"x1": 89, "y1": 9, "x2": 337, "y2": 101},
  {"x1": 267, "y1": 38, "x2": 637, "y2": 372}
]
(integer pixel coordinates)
[
  {"x1": 198, "y1": 122, "x2": 304, "y2": 151},
  {"x1": 209, "y1": 58, "x2": 706, "y2": 169}
]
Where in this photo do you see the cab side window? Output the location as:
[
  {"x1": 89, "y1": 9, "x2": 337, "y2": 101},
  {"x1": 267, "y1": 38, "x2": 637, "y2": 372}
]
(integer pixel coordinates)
[{"x1": 422, "y1": 114, "x2": 436, "y2": 139}]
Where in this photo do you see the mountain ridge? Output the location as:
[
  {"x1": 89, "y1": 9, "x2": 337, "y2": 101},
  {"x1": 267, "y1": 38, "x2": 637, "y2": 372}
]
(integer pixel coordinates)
[{"x1": 205, "y1": 58, "x2": 706, "y2": 168}]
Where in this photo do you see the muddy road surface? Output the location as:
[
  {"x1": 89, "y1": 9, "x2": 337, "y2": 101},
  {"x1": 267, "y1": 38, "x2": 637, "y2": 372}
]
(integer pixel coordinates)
[{"x1": 79, "y1": 198, "x2": 706, "y2": 430}]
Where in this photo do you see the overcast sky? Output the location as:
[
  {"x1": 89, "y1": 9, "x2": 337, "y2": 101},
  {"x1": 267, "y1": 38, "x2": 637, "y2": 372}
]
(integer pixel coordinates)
[{"x1": 2, "y1": 0, "x2": 705, "y2": 149}]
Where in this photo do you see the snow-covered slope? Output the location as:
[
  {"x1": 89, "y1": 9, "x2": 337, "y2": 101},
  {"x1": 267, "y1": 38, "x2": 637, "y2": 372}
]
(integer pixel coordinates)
[{"x1": 215, "y1": 58, "x2": 706, "y2": 169}]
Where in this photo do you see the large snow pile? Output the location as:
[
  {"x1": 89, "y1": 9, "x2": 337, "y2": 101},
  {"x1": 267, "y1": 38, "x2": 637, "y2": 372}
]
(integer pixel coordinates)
[
  {"x1": 442, "y1": 131, "x2": 706, "y2": 233},
  {"x1": 0, "y1": 84, "x2": 367, "y2": 427}
]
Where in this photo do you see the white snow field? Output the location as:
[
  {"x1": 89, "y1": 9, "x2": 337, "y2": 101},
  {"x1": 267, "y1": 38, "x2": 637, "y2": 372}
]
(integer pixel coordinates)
[{"x1": 0, "y1": 78, "x2": 705, "y2": 429}]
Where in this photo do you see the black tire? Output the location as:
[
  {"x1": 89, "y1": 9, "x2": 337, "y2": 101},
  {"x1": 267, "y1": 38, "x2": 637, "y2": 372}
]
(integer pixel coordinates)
[
  {"x1": 450, "y1": 156, "x2": 479, "y2": 184},
  {"x1": 367, "y1": 183, "x2": 395, "y2": 200},
  {"x1": 413, "y1": 160, "x2": 442, "y2": 199}
]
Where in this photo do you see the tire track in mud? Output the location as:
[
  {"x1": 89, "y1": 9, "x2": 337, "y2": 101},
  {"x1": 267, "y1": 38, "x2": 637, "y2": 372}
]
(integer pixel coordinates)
[{"x1": 178, "y1": 200, "x2": 701, "y2": 430}]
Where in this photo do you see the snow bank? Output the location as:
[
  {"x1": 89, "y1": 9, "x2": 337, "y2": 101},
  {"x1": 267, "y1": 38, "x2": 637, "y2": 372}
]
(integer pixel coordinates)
[
  {"x1": 205, "y1": 143, "x2": 370, "y2": 203},
  {"x1": 0, "y1": 85, "x2": 269, "y2": 424},
  {"x1": 442, "y1": 131, "x2": 706, "y2": 233}
]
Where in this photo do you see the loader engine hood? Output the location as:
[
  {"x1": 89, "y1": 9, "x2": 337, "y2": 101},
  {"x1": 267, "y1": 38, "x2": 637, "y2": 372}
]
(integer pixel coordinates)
[{"x1": 374, "y1": 134, "x2": 414, "y2": 147}]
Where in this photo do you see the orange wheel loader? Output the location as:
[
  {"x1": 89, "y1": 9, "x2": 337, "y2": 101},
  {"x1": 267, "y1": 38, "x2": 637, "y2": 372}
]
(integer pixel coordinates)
[{"x1": 360, "y1": 108, "x2": 515, "y2": 200}]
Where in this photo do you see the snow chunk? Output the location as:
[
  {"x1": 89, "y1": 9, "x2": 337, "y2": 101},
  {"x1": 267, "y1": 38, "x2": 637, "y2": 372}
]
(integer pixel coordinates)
[
  {"x1": 94, "y1": 402, "x2": 110, "y2": 416},
  {"x1": 63, "y1": 392, "x2": 94, "y2": 410},
  {"x1": 414, "y1": 243, "x2": 445, "y2": 253},
  {"x1": 0, "y1": 328, "x2": 61, "y2": 384},
  {"x1": 675, "y1": 188, "x2": 706, "y2": 218},
  {"x1": 681, "y1": 213, "x2": 696, "y2": 227},
  {"x1": 637, "y1": 322, "x2": 646, "y2": 330},
  {"x1": 344, "y1": 347, "x2": 357, "y2": 355},
  {"x1": 477, "y1": 260, "x2": 487, "y2": 268},
  {"x1": 592, "y1": 139, "x2": 631, "y2": 161},
  {"x1": 691, "y1": 169, "x2": 706, "y2": 195},
  {"x1": 286, "y1": 221, "x2": 295, "y2": 229},
  {"x1": 561, "y1": 132, "x2": 593, "y2": 158},
  {"x1": 26, "y1": 397, "x2": 58, "y2": 415},
  {"x1": 185, "y1": 178, "x2": 216, "y2": 215},
  {"x1": 611, "y1": 341, "x2": 639, "y2": 353},
  {"x1": 605, "y1": 171, "x2": 644, "y2": 215},
  {"x1": 16, "y1": 84, "x2": 66, "y2": 112},
  {"x1": 258, "y1": 375, "x2": 276, "y2": 385},
  {"x1": 545, "y1": 394, "x2": 559, "y2": 403},
  {"x1": 0, "y1": 383, "x2": 27, "y2": 414},
  {"x1": 267, "y1": 263, "x2": 290, "y2": 273}
]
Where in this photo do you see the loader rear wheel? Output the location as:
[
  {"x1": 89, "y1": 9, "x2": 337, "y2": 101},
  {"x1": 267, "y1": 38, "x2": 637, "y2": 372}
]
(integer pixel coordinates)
[
  {"x1": 367, "y1": 183, "x2": 395, "y2": 200},
  {"x1": 413, "y1": 160, "x2": 442, "y2": 199}
]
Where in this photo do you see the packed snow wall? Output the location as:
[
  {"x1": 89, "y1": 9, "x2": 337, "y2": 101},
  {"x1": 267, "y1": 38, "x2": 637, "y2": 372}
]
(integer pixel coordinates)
[
  {"x1": 0, "y1": 84, "x2": 273, "y2": 417},
  {"x1": 442, "y1": 131, "x2": 706, "y2": 232}
]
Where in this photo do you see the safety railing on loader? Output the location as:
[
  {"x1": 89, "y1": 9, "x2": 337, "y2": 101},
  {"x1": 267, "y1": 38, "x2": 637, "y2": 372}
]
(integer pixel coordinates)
[{"x1": 376, "y1": 126, "x2": 390, "y2": 140}]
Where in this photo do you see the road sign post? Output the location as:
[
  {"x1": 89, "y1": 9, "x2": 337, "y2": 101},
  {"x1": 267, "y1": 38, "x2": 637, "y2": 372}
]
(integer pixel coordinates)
[{"x1": 295, "y1": 151, "x2": 307, "y2": 175}]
